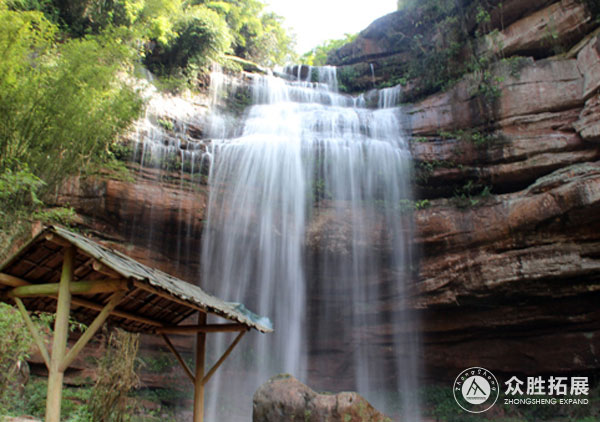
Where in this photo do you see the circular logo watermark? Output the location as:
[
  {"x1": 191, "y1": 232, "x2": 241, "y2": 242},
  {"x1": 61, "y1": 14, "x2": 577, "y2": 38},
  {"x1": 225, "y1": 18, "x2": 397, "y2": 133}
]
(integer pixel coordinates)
[{"x1": 454, "y1": 367, "x2": 499, "y2": 413}]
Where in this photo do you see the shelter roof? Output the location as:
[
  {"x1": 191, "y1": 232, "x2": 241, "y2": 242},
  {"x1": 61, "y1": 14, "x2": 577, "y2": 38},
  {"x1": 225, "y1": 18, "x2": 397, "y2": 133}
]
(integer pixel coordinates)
[{"x1": 0, "y1": 226, "x2": 272, "y2": 333}]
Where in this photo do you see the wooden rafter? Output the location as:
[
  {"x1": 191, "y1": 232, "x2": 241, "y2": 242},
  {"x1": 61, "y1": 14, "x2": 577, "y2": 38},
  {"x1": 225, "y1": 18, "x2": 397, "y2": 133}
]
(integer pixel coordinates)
[{"x1": 156, "y1": 323, "x2": 248, "y2": 335}]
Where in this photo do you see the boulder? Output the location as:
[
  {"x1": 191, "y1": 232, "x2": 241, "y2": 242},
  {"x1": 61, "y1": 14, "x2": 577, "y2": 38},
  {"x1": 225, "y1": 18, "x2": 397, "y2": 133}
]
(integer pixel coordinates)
[{"x1": 253, "y1": 375, "x2": 390, "y2": 422}]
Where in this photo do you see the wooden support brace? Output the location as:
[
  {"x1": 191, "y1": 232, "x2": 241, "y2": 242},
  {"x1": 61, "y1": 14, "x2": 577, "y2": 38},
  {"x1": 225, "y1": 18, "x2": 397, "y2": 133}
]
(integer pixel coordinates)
[
  {"x1": 202, "y1": 330, "x2": 247, "y2": 386},
  {"x1": 14, "y1": 297, "x2": 51, "y2": 369},
  {"x1": 9, "y1": 279, "x2": 127, "y2": 298},
  {"x1": 161, "y1": 334, "x2": 195, "y2": 383},
  {"x1": 59, "y1": 290, "x2": 127, "y2": 372},
  {"x1": 156, "y1": 323, "x2": 248, "y2": 335}
]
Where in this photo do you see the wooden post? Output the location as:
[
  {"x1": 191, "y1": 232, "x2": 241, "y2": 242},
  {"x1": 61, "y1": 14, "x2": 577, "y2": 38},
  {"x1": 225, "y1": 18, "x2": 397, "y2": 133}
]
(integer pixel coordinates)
[
  {"x1": 9, "y1": 279, "x2": 126, "y2": 298},
  {"x1": 46, "y1": 246, "x2": 74, "y2": 422},
  {"x1": 193, "y1": 312, "x2": 207, "y2": 422}
]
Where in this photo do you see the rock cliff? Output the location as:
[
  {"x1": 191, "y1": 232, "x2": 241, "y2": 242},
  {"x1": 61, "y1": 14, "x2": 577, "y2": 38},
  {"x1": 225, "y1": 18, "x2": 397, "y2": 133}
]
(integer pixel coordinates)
[
  {"x1": 37, "y1": 0, "x2": 600, "y2": 396},
  {"x1": 323, "y1": 0, "x2": 600, "y2": 382}
]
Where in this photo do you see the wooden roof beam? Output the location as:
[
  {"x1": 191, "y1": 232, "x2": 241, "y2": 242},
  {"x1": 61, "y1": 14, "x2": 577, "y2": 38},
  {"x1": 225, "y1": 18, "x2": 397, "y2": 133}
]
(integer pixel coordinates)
[
  {"x1": 0, "y1": 272, "x2": 163, "y2": 328},
  {"x1": 44, "y1": 232, "x2": 71, "y2": 247},
  {"x1": 8, "y1": 279, "x2": 127, "y2": 298}
]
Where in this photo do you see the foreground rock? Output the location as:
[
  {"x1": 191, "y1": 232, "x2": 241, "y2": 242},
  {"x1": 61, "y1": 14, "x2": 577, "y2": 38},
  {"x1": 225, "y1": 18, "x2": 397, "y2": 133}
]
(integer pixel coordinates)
[{"x1": 253, "y1": 375, "x2": 390, "y2": 422}]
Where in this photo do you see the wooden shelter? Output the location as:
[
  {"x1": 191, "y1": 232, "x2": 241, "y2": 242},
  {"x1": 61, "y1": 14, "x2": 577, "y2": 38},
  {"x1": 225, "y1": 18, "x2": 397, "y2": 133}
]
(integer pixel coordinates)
[{"x1": 0, "y1": 225, "x2": 272, "y2": 422}]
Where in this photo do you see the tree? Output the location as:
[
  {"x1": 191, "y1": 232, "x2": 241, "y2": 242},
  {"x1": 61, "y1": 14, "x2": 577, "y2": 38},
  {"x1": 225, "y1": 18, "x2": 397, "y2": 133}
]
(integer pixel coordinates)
[
  {"x1": 143, "y1": 4, "x2": 232, "y2": 78},
  {"x1": 0, "y1": 4, "x2": 143, "y2": 229},
  {"x1": 204, "y1": 0, "x2": 296, "y2": 66},
  {"x1": 301, "y1": 33, "x2": 357, "y2": 66}
]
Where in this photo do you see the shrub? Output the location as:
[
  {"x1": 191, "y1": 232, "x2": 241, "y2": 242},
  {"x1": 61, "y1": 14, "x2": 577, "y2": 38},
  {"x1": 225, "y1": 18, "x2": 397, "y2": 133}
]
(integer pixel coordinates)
[
  {"x1": 0, "y1": 303, "x2": 35, "y2": 414},
  {"x1": 88, "y1": 329, "x2": 141, "y2": 422}
]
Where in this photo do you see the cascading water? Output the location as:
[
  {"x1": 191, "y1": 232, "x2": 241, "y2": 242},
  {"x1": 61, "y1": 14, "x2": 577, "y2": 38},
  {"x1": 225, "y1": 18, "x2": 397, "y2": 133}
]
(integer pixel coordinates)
[{"x1": 201, "y1": 66, "x2": 420, "y2": 421}]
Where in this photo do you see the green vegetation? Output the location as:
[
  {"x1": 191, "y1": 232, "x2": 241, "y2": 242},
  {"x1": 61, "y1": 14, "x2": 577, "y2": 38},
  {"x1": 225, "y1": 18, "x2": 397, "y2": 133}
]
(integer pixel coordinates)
[
  {"x1": 397, "y1": 199, "x2": 431, "y2": 213},
  {"x1": 158, "y1": 118, "x2": 175, "y2": 131},
  {"x1": 0, "y1": 2, "x2": 144, "y2": 242},
  {"x1": 6, "y1": 0, "x2": 296, "y2": 85},
  {"x1": 378, "y1": 75, "x2": 408, "y2": 89},
  {"x1": 143, "y1": 3, "x2": 233, "y2": 82},
  {"x1": 0, "y1": 302, "x2": 38, "y2": 414},
  {"x1": 421, "y1": 384, "x2": 600, "y2": 422},
  {"x1": 390, "y1": 1, "x2": 517, "y2": 110},
  {"x1": 438, "y1": 129, "x2": 501, "y2": 146},
  {"x1": 337, "y1": 66, "x2": 361, "y2": 93},
  {"x1": 0, "y1": 312, "x2": 141, "y2": 422},
  {"x1": 140, "y1": 352, "x2": 177, "y2": 373},
  {"x1": 0, "y1": 302, "x2": 89, "y2": 417},
  {"x1": 301, "y1": 33, "x2": 357, "y2": 66},
  {"x1": 212, "y1": 0, "x2": 296, "y2": 66},
  {"x1": 88, "y1": 329, "x2": 141, "y2": 422},
  {"x1": 0, "y1": 0, "x2": 296, "y2": 248},
  {"x1": 453, "y1": 179, "x2": 492, "y2": 207},
  {"x1": 416, "y1": 160, "x2": 459, "y2": 184}
]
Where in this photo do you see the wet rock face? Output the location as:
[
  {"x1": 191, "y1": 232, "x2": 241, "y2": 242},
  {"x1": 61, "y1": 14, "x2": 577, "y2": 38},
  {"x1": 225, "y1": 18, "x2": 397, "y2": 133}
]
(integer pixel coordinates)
[
  {"x1": 56, "y1": 170, "x2": 208, "y2": 282},
  {"x1": 252, "y1": 375, "x2": 390, "y2": 422}
]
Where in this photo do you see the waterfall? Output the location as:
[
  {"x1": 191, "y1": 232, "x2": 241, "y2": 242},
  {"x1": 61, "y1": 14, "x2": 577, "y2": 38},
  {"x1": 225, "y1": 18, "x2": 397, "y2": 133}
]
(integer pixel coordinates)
[
  {"x1": 201, "y1": 66, "x2": 420, "y2": 421},
  {"x1": 370, "y1": 62, "x2": 376, "y2": 88}
]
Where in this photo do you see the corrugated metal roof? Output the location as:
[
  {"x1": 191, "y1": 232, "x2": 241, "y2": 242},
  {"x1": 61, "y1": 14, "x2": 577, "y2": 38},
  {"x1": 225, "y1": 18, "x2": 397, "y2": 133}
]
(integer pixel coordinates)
[{"x1": 0, "y1": 226, "x2": 273, "y2": 333}]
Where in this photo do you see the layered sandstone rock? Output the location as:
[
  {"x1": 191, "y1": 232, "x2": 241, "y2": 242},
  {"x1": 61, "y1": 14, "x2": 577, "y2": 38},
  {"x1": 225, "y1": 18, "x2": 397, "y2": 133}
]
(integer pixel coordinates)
[
  {"x1": 328, "y1": 0, "x2": 597, "y2": 99},
  {"x1": 477, "y1": 0, "x2": 594, "y2": 59}
]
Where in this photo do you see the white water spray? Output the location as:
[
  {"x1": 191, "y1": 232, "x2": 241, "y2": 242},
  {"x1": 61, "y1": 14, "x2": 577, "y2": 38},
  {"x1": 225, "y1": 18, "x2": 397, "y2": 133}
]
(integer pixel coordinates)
[{"x1": 201, "y1": 66, "x2": 420, "y2": 421}]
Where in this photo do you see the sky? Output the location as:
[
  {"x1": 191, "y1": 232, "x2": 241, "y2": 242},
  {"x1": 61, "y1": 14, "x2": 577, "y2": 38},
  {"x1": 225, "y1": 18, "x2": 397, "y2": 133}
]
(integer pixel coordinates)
[{"x1": 265, "y1": 0, "x2": 398, "y2": 55}]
